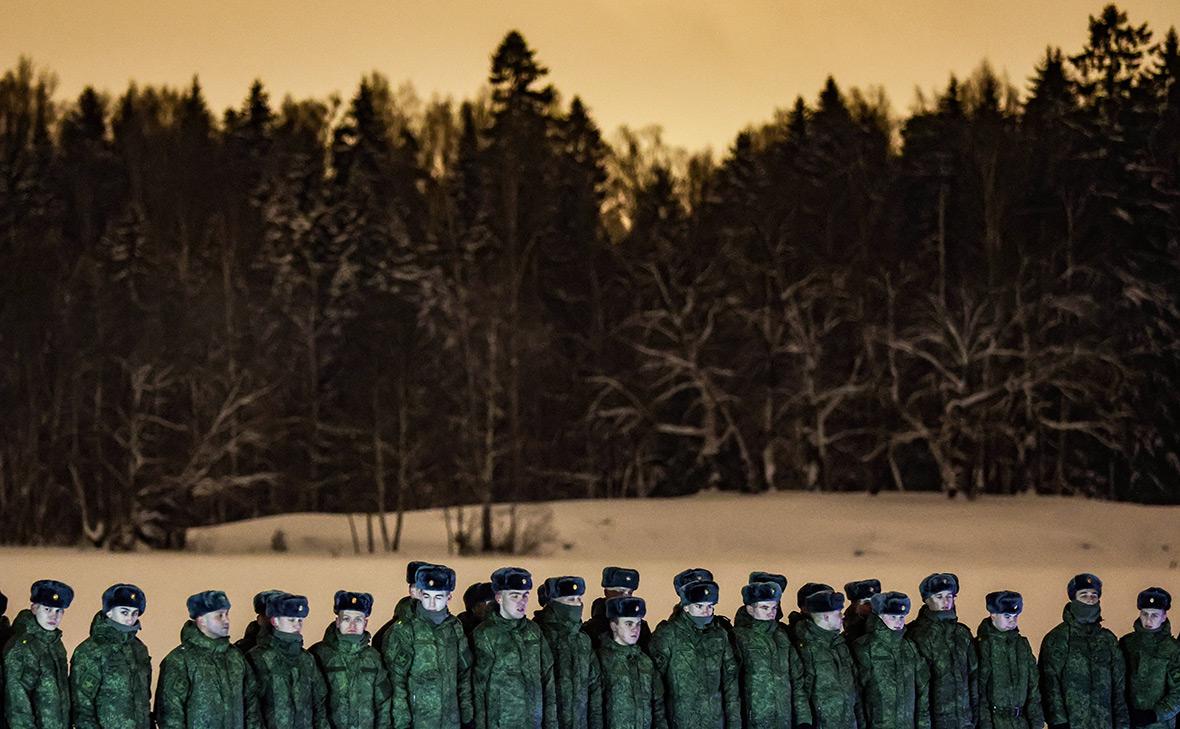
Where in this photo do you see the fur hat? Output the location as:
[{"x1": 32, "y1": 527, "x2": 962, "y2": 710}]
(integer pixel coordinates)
[
  {"x1": 186, "y1": 590, "x2": 230, "y2": 619},
  {"x1": 490, "y1": 567, "x2": 533, "y2": 593},
  {"x1": 537, "y1": 579, "x2": 553, "y2": 607},
  {"x1": 549, "y1": 576, "x2": 586, "y2": 600},
  {"x1": 252, "y1": 589, "x2": 285, "y2": 616},
  {"x1": 333, "y1": 591, "x2": 374, "y2": 616},
  {"x1": 405, "y1": 561, "x2": 431, "y2": 585},
  {"x1": 30, "y1": 580, "x2": 74, "y2": 609},
  {"x1": 1138, "y1": 587, "x2": 1171, "y2": 611},
  {"x1": 606, "y1": 596, "x2": 647, "y2": 620},
  {"x1": 985, "y1": 591, "x2": 1023, "y2": 615},
  {"x1": 844, "y1": 579, "x2": 882, "y2": 602},
  {"x1": 748, "y1": 571, "x2": 788, "y2": 591},
  {"x1": 267, "y1": 593, "x2": 309, "y2": 619},
  {"x1": 742, "y1": 581, "x2": 783, "y2": 606},
  {"x1": 796, "y1": 582, "x2": 834, "y2": 610},
  {"x1": 919, "y1": 573, "x2": 959, "y2": 600},
  {"x1": 101, "y1": 583, "x2": 146, "y2": 615},
  {"x1": 1067, "y1": 573, "x2": 1102, "y2": 600},
  {"x1": 804, "y1": 589, "x2": 846, "y2": 614},
  {"x1": 680, "y1": 580, "x2": 719, "y2": 606},
  {"x1": 415, "y1": 564, "x2": 457, "y2": 593},
  {"x1": 601, "y1": 567, "x2": 640, "y2": 590},
  {"x1": 673, "y1": 568, "x2": 713, "y2": 595},
  {"x1": 462, "y1": 582, "x2": 495, "y2": 610},
  {"x1": 870, "y1": 591, "x2": 912, "y2": 616}
]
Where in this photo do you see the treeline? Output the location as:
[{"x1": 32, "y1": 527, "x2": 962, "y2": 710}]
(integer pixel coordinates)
[{"x1": 1, "y1": 6, "x2": 1179, "y2": 549}]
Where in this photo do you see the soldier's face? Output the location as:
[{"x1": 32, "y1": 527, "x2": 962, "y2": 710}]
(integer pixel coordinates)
[
  {"x1": 106, "y1": 606, "x2": 140, "y2": 627},
  {"x1": 1140, "y1": 608, "x2": 1167, "y2": 631},
  {"x1": 197, "y1": 609, "x2": 231, "y2": 639},
  {"x1": 496, "y1": 590, "x2": 529, "y2": 620},
  {"x1": 336, "y1": 610, "x2": 368, "y2": 635},
  {"x1": 605, "y1": 587, "x2": 633, "y2": 599},
  {"x1": 271, "y1": 616, "x2": 304, "y2": 635},
  {"x1": 554, "y1": 595, "x2": 584, "y2": 607},
  {"x1": 990, "y1": 613, "x2": 1019, "y2": 631},
  {"x1": 812, "y1": 610, "x2": 843, "y2": 632},
  {"x1": 31, "y1": 603, "x2": 64, "y2": 631},
  {"x1": 1074, "y1": 589, "x2": 1100, "y2": 606},
  {"x1": 684, "y1": 602, "x2": 714, "y2": 618},
  {"x1": 747, "y1": 601, "x2": 778, "y2": 621},
  {"x1": 880, "y1": 613, "x2": 907, "y2": 631},
  {"x1": 611, "y1": 617, "x2": 643, "y2": 646},
  {"x1": 926, "y1": 591, "x2": 955, "y2": 612},
  {"x1": 418, "y1": 590, "x2": 451, "y2": 612}
]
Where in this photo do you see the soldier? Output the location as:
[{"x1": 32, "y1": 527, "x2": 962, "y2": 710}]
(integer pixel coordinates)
[
  {"x1": 1039, "y1": 572, "x2": 1129, "y2": 729},
  {"x1": 535, "y1": 576, "x2": 602, "y2": 729},
  {"x1": 843, "y1": 578, "x2": 881, "y2": 644},
  {"x1": 975, "y1": 591, "x2": 1043, "y2": 729},
  {"x1": 796, "y1": 589, "x2": 860, "y2": 729},
  {"x1": 373, "y1": 561, "x2": 431, "y2": 649},
  {"x1": 734, "y1": 572, "x2": 788, "y2": 627},
  {"x1": 457, "y1": 582, "x2": 495, "y2": 647},
  {"x1": 786, "y1": 582, "x2": 834, "y2": 645},
  {"x1": 69, "y1": 583, "x2": 152, "y2": 729},
  {"x1": 731, "y1": 580, "x2": 812, "y2": 729},
  {"x1": 309, "y1": 591, "x2": 392, "y2": 729},
  {"x1": 236, "y1": 589, "x2": 285, "y2": 654},
  {"x1": 596, "y1": 597, "x2": 666, "y2": 729},
  {"x1": 1119, "y1": 587, "x2": 1180, "y2": 729},
  {"x1": 852, "y1": 591, "x2": 930, "y2": 729},
  {"x1": 649, "y1": 579, "x2": 741, "y2": 728},
  {"x1": 155, "y1": 590, "x2": 262, "y2": 729},
  {"x1": 3, "y1": 580, "x2": 73, "y2": 729},
  {"x1": 472, "y1": 566, "x2": 556, "y2": 729},
  {"x1": 583, "y1": 568, "x2": 650, "y2": 651},
  {"x1": 382, "y1": 564, "x2": 473, "y2": 729},
  {"x1": 247, "y1": 594, "x2": 328, "y2": 729},
  {"x1": 906, "y1": 573, "x2": 977, "y2": 729}
]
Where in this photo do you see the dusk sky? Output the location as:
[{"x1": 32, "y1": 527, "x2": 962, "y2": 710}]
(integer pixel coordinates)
[{"x1": 6, "y1": 0, "x2": 1180, "y2": 151}]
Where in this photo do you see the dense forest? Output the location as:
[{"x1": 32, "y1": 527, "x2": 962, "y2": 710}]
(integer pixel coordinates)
[{"x1": 2, "y1": 5, "x2": 1178, "y2": 550}]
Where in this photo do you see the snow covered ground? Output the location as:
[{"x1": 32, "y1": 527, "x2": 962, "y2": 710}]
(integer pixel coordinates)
[{"x1": 2, "y1": 491, "x2": 1176, "y2": 679}]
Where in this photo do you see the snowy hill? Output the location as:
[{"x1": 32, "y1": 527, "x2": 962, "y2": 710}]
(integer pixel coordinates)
[{"x1": 1, "y1": 491, "x2": 1177, "y2": 682}]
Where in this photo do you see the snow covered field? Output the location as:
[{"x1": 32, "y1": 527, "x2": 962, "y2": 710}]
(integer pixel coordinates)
[{"x1": 2, "y1": 491, "x2": 1177, "y2": 678}]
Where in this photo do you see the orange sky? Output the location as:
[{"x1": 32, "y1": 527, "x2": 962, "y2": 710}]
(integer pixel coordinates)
[{"x1": 5, "y1": 1, "x2": 1180, "y2": 152}]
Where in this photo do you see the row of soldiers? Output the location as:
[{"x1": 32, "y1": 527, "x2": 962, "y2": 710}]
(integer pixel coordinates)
[{"x1": 1, "y1": 565, "x2": 1178, "y2": 729}]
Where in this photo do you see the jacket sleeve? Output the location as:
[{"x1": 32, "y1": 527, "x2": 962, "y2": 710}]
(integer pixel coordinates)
[
  {"x1": 721, "y1": 636, "x2": 741, "y2": 728},
  {"x1": 915, "y1": 647, "x2": 932, "y2": 729},
  {"x1": 540, "y1": 633, "x2": 558, "y2": 729},
  {"x1": 1022, "y1": 638, "x2": 1045, "y2": 729},
  {"x1": 311, "y1": 659, "x2": 330, "y2": 729},
  {"x1": 975, "y1": 639, "x2": 993, "y2": 729},
  {"x1": 587, "y1": 649, "x2": 603, "y2": 729},
  {"x1": 153, "y1": 653, "x2": 190, "y2": 729},
  {"x1": 965, "y1": 628, "x2": 980, "y2": 726},
  {"x1": 69, "y1": 646, "x2": 101, "y2": 729},
  {"x1": 789, "y1": 642, "x2": 814, "y2": 727},
  {"x1": 472, "y1": 628, "x2": 492, "y2": 729},
  {"x1": 650, "y1": 659, "x2": 669, "y2": 729},
  {"x1": 373, "y1": 654, "x2": 394, "y2": 729},
  {"x1": 3, "y1": 646, "x2": 38, "y2": 729},
  {"x1": 1038, "y1": 631, "x2": 1069, "y2": 726},
  {"x1": 456, "y1": 623, "x2": 474, "y2": 727},
  {"x1": 1154, "y1": 647, "x2": 1180, "y2": 723},
  {"x1": 383, "y1": 625, "x2": 413, "y2": 729},
  {"x1": 648, "y1": 629, "x2": 673, "y2": 726},
  {"x1": 243, "y1": 654, "x2": 263, "y2": 729},
  {"x1": 1110, "y1": 634, "x2": 1129, "y2": 729},
  {"x1": 852, "y1": 642, "x2": 872, "y2": 729}
]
